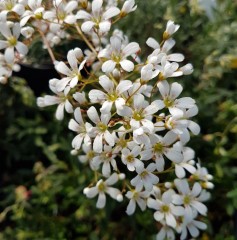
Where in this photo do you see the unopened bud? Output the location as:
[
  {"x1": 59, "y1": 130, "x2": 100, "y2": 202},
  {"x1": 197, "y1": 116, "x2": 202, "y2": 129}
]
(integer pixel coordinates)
[{"x1": 116, "y1": 194, "x2": 123, "y2": 202}]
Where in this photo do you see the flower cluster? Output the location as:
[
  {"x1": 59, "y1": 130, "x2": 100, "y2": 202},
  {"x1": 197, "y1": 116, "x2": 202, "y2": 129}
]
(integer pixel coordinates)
[{"x1": 0, "y1": 0, "x2": 213, "y2": 239}]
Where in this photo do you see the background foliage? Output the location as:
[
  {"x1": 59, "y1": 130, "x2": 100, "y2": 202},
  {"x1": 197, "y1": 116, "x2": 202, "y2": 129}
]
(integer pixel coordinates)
[{"x1": 1, "y1": 0, "x2": 237, "y2": 239}]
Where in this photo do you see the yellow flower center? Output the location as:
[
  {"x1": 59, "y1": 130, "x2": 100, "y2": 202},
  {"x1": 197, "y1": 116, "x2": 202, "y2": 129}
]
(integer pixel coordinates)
[
  {"x1": 87, "y1": 151, "x2": 95, "y2": 159},
  {"x1": 133, "y1": 111, "x2": 143, "y2": 121},
  {"x1": 154, "y1": 142, "x2": 164, "y2": 153},
  {"x1": 98, "y1": 122, "x2": 107, "y2": 132},
  {"x1": 161, "y1": 204, "x2": 170, "y2": 213},
  {"x1": 126, "y1": 154, "x2": 134, "y2": 163},
  {"x1": 5, "y1": 1, "x2": 14, "y2": 10},
  {"x1": 98, "y1": 181, "x2": 106, "y2": 192},
  {"x1": 58, "y1": 11, "x2": 66, "y2": 20},
  {"x1": 111, "y1": 53, "x2": 122, "y2": 63},
  {"x1": 108, "y1": 92, "x2": 118, "y2": 102},
  {"x1": 164, "y1": 98, "x2": 174, "y2": 108},
  {"x1": 183, "y1": 195, "x2": 191, "y2": 205},
  {"x1": 35, "y1": 12, "x2": 43, "y2": 19},
  {"x1": 8, "y1": 36, "x2": 17, "y2": 47},
  {"x1": 140, "y1": 170, "x2": 148, "y2": 178}
]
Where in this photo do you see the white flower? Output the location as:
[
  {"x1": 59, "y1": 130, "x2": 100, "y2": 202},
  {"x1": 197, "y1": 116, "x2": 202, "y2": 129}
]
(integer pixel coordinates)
[
  {"x1": 121, "y1": 146, "x2": 144, "y2": 172},
  {"x1": 0, "y1": 22, "x2": 28, "y2": 59},
  {"x1": 125, "y1": 189, "x2": 150, "y2": 215},
  {"x1": 0, "y1": 51, "x2": 20, "y2": 84},
  {"x1": 179, "y1": 63, "x2": 194, "y2": 75},
  {"x1": 118, "y1": 94, "x2": 161, "y2": 133},
  {"x1": 44, "y1": 0, "x2": 78, "y2": 24},
  {"x1": 20, "y1": 26, "x2": 34, "y2": 38},
  {"x1": 131, "y1": 163, "x2": 159, "y2": 192},
  {"x1": 83, "y1": 173, "x2": 123, "y2": 208},
  {"x1": 78, "y1": 144, "x2": 97, "y2": 170},
  {"x1": 76, "y1": 0, "x2": 120, "y2": 33},
  {"x1": 98, "y1": 36, "x2": 140, "y2": 73},
  {"x1": 20, "y1": 0, "x2": 45, "y2": 26},
  {"x1": 165, "y1": 106, "x2": 200, "y2": 145},
  {"x1": 174, "y1": 146, "x2": 197, "y2": 178},
  {"x1": 148, "y1": 189, "x2": 184, "y2": 228},
  {"x1": 87, "y1": 106, "x2": 115, "y2": 153},
  {"x1": 55, "y1": 48, "x2": 86, "y2": 92},
  {"x1": 155, "y1": 80, "x2": 196, "y2": 116},
  {"x1": 0, "y1": 0, "x2": 25, "y2": 21},
  {"x1": 173, "y1": 179, "x2": 209, "y2": 217},
  {"x1": 89, "y1": 75, "x2": 132, "y2": 113},
  {"x1": 68, "y1": 107, "x2": 92, "y2": 150},
  {"x1": 156, "y1": 223, "x2": 175, "y2": 240},
  {"x1": 73, "y1": 91, "x2": 88, "y2": 105},
  {"x1": 192, "y1": 164, "x2": 214, "y2": 189},
  {"x1": 140, "y1": 64, "x2": 159, "y2": 83},
  {"x1": 91, "y1": 145, "x2": 117, "y2": 177},
  {"x1": 120, "y1": 0, "x2": 137, "y2": 17},
  {"x1": 179, "y1": 211, "x2": 207, "y2": 240},
  {"x1": 146, "y1": 38, "x2": 184, "y2": 64},
  {"x1": 155, "y1": 58, "x2": 183, "y2": 82},
  {"x1": 37, "y1": 78, "x2": 73, "y2": 120},
  {"x1": 163, "y1": 20, "x2": 180, "y2": 39},
  {"x1": 141, "y1": 132, "x2": 183, "y2": 172}
]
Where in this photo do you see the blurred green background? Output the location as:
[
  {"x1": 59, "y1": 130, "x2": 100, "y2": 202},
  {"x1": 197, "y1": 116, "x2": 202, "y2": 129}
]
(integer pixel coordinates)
[{"x1": 1, "y1": 0, "x2": 237, "y2": 239}]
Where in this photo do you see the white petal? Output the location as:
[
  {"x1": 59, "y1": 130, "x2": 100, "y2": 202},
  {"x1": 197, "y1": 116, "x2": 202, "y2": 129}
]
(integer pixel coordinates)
[
  {"x1": 167, "y1": 53, "x2": 184, "y2": 62},
  {"x1": 0, "y1": 40, "x2": 8, "y2": 50},
  {"x1": 89, "y1": 89, "x2": 106, "y2": 102},
  {"x1": 55, "y1": 62, "x2": 71, "y2": 76},
  {"x1": 96, "y1": 192, "x2": 106, "y2": 208},
  {"x1": 87, "y1": 106, "x2": 100, "y2": 124},
  {"x1": 56, "y1": 78, "x2": 70, "y2": 92},
  {"x1": 154, "y1": 211, "x2": 164, "y2": 221},
  {"x1": 76, "y1": 10, "x2": 91, "y2": 20},
  {"x1": 65, "y1": 1, "x2": 78, "y2": 13},
  {"x1": 126, "y1": 199, "x2": 136, "y2": 215},
  {"x1": 55, "y1": 102, "x2": 65, "y2": 120},
  {"x1": 68, "y1": 119, "x2": 79, "y2": 132},
  {"x1": 116, "y1": 80, "x2": 132, "y2": 94},
  {"x1": 146, "y1": 37, "x2": 160, "y2": 49},
  {"x1": 81, "y1": 21, "x2": 95, "y2": 32},
  {"x1": 104, "y1": 130, "x2": 115, "y2": 146},
  {"x1": 99, "y1": 21, "x2": 111, "y2": 33},
  {"x1": 190, "y1": 201, "x2": 207, "y2": 215},
  {"x1": 102, "y1": 161, "x2": 111, "y2": 177},
  {"x1": 13, "y1": 23, "x2": 21, "y2": 39},
  {"x1": 65, "y1": 100, "x2": 73, "y2": 113},
  {"x1": 99, "y1": 75, "x2": 114, "y2": 93},
  {"x1": 157, "y1": 80, "x2": 169, "y2": 98},
  {"x1": 122, "y1": 42, "x2": 140, "y2": 57},
  {"x1": 72, "y1": 134, "x2": 84, "y2": 149},
  {"x1": 120, "y1": 59, "x2": 134, "y2": 72},
  {"x1": 165, "y1": 213, "x2": 176, "y2": 228},
  {"x1": 110, "y1": 36, "x2": 122, "y2": 52},
  {"x1": 165, "y1": 149, "x2": 183, "y2": 163},
  {"x1": 93, "y1": 134, "x2": 103, "y2": 153},
  {"x1": 170, "y1": 82, "x2": 183, "y2": 99},
  {"x1": 188, "y1": 121, "x2": 200, "y2": 135},
  {"x1": 74, "y1": 107, "x2": 84, "y2": 125},
  {"x1": 103, "y1": 7, "x2": 120, "y2": 20},
  {"x1": 102, "y1": 60, "x2": 116, "y2": 73},
  {"x1": 0, "y1": 23, "x2": 11, "y2": 38},
  {"x1": 175, "y1": 165, "x2": 185, "y2": 178},
  {"x1": 92, "y1": 0, "x2": 103, "y2": 14}
]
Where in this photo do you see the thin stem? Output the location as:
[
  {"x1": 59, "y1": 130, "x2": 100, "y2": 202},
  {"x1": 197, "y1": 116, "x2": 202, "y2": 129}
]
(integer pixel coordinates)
[
  {"x1": 74, "y1": 24, "x2": 98, "y2": 58},
  {"x1": 37, "y1": 28, "x2": 56, "y2": 63},
  {"x1": 125, "y1": 83, "x2": 143, "y2": 103}
]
